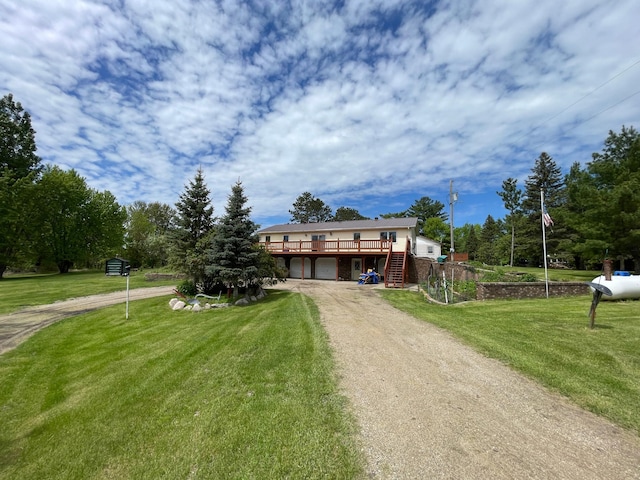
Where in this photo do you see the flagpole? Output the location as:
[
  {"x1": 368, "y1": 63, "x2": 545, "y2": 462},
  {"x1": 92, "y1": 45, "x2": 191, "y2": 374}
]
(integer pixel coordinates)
[{"x1": 541, "y1": 189, "x2": 549, "y2": 299}]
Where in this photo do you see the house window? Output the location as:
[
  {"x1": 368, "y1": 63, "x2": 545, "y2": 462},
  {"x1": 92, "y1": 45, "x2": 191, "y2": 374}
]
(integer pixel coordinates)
[
  {"x1": 380, "y1": 231, "x2": 397, "y2": 242},
  {"x1": 427, "y1": 246, "x2": 434, "y2": 254},
  {"x1": 354, "y1": 233, "x2": 361, "y2": 241},
  {"x1": 283, "y1": 235, "x2": 289, "y2": 241},
  {"x1": 265, "y1": 235, "x2": 271, "y2": 242}
]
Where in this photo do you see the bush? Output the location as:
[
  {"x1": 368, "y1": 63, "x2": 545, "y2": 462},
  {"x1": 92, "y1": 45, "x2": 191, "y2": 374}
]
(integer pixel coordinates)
[
  {"x1": 176, "y1": 280, "x2": 197, "y2": 296},
  {"x1": 518, "y1": 273, "x2": 539, "y2": 282}
]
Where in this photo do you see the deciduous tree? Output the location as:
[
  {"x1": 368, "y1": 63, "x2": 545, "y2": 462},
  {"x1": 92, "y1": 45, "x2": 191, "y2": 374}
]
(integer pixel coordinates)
[
  {"x1": 33, "y1": 166, "x2": 126, "y2": 273},
  {"x1": 125, "y1": 201, "x2": 175, "y2": 268},
  {"x1": 0, "y1": 94, "x2": 42, "y2": 277}
]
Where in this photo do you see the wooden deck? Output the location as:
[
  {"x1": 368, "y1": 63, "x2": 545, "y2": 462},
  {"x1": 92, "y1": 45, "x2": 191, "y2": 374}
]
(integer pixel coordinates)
[{"x1": 259, "y1": 239, "x2": 392, "y2": 255}]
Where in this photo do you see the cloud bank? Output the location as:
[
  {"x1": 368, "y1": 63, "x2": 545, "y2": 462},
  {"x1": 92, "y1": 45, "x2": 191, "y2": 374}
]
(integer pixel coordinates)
[{"x1": 2, "y1": 0, "x2": 639, "y2": 225}]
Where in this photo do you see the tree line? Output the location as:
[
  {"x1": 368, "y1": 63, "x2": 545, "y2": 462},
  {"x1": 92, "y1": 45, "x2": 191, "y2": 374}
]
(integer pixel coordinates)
[
  {"x1": 489, "y1": 126, "x2": 640, "y2": 272},
  {"x1": 3, "y1": 92, "x2": 638, "y2": 280},
  {"x1": 287, "y1": 127, "x2": 640, "y2": 272},
  {"x1": 0, "y1": 93, "x2": 281, "y2": 295}
]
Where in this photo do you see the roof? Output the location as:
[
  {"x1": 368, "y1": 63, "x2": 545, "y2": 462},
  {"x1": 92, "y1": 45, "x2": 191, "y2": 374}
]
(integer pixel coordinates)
[{"x1": 257, "y1": 217, "x2": 419, "y2": 234}]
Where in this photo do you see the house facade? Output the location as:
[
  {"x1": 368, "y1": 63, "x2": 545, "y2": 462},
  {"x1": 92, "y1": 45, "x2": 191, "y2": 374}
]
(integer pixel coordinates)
[{"x1": 257, "y1": 218, "x2": 441, "y2": 286}]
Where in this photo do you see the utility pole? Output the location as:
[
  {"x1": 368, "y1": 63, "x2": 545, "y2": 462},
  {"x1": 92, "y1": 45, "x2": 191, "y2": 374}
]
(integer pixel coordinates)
[{"x1": 449, "y1": 179, "x2": 457, "y2": 260}]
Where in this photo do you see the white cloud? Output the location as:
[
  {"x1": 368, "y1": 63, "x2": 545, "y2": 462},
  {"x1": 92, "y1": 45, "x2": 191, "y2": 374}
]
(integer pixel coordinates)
[{"x1": 1, "y1": 0, "x2": 639, "y2": 226}]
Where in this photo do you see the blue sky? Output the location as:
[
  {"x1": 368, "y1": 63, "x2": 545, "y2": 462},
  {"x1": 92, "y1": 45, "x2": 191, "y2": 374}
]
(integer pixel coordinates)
[{"x1": 2, "y1": 0, "x2": 639, "y2": 228}]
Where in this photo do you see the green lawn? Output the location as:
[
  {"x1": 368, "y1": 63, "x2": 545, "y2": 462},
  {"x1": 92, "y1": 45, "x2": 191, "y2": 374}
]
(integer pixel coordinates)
[
  {"x1": 0, "y1": 270, "x2": 179, "y2": 315},
  {"x1": 0, "y1": 291, "x2": 363, "y2": 479},
  {"x1": 381, "y1": 289, "x2": 640, "y2": 435},
  {"x1": 500, "y1": 266, "x2": 601, "y2": 282}
]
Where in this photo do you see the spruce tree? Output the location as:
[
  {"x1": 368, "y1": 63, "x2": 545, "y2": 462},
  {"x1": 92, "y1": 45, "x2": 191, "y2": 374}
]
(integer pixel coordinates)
[
  {"x1": 207, "y1": 181, "x2": 260, "y2": 298},
  {"x1": 520, "y1": 152, "x2": 565, "y2": 264},
  {"x1": 170, "y1": 168, "x2": 215, "y2": 288}
]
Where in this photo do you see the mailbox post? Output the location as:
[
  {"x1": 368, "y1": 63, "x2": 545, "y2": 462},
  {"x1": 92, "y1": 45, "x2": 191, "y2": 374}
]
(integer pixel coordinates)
[{"x1": 105, "y1": 258, "x2": 131, "y2": 319}]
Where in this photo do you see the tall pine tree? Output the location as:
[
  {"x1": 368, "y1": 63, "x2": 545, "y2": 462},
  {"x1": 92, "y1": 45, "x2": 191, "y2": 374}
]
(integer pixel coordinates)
[
  {"x1": 497, "y1": 178, "x2": 522, "y2": 267},
  {"x1": 520, "y1": 152, "x2": 565, "y2": 265},
  {"x1": 207, "y1": 181, "x2": 260, "y2": 298},
  {"x1": 170, "y1": 168, "x2": 215, "y2": 288}
]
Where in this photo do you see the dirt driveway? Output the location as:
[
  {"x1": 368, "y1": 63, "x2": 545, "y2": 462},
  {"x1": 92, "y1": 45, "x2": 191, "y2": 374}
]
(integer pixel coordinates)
[
  {"x1": 0, "y1": 286, "x2": 175, "y2": 355},
  {"x1": 273, "y1": 279, "x2": 640, "y2": 479},
  {"x1": 2, "y1": 280, "x2": 639, "y2": 478}
]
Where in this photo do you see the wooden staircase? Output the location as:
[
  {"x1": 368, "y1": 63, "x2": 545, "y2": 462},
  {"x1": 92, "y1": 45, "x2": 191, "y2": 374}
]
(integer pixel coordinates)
[{"x1": 385, "y1": 252, "x2": 405, "y2": 288}]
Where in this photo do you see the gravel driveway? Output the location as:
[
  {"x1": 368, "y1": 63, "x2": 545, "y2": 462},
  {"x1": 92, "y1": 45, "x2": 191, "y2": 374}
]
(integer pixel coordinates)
[
  {"x1": 2, "y1": 280, "x2": 639, "y2": 478},
  {"x1": 273, "y1": 279, "x2": 640, "y2": 479},
  {"x1": 0, "y1": 286, "x2": 175, "y2": 355}
]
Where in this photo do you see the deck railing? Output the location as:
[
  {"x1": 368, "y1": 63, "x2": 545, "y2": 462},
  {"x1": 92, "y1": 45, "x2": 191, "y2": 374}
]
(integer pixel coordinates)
[{"x1": 259, "y1": 239, "x2": 392, "y2": 254}]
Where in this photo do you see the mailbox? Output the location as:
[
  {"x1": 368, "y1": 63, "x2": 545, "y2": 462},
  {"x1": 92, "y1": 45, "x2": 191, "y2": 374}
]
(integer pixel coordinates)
[
  {"x1": 105, "y1": 258, "x2": 131, "y2": 276},
  {"x1": 437, "y1": 255, "x2": 448, "y2": 265}
]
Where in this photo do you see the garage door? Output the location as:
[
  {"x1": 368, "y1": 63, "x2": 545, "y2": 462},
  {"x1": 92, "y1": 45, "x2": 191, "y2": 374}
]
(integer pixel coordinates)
[
  {"x1": 315, "y1": 258, "x2": 336, "y2": 280},
  {"x1": 289, "y1": 258, "x2": 312, "y2": 279}
]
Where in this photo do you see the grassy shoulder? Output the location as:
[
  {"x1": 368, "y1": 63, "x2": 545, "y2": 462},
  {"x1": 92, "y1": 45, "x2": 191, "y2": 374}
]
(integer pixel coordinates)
[
  {"x1": 0, "y1": 270, "x2": 179, "y2": 315},
  {"x1": 380, "y1": 290, "x2": 640, "y2": 435},
  {"x1": 0, "y1": 291, "x2": 364, "y2": 479}
]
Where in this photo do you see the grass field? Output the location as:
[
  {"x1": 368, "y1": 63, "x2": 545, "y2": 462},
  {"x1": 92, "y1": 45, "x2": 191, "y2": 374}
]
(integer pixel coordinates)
[
  {"x1": 500, "y1": 266, "x2": 601, "y2": 282},
  {"x1": 0, "y1": 292, "x2": 364, "y2": 479},
  {"x1": 381, "y1": 289, "x2": 640, "y2": 435},
  {"x1": 0, "y1": 270, "x2": 179, "y2": 315}
]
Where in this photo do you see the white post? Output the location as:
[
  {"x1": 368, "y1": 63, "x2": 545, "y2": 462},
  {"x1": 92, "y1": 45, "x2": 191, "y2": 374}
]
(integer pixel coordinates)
[
  {"x1": 541, "y1": 189, "x2": 549, "y2": 299},
  {"x1": 126, "y1": 274, "x2": 130, "y2": 319},
  {"x1": 449, "y1": 179, "x2": 455, "y2": 260}
]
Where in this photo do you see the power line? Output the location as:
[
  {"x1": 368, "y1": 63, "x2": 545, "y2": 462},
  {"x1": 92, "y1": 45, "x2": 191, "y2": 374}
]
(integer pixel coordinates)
[
  {"x1": 542, "y1": 57, "x2": 640, "y2": 126},
  {"x1": 509, "y1": 57, "x2": 640, "y2": 148}
]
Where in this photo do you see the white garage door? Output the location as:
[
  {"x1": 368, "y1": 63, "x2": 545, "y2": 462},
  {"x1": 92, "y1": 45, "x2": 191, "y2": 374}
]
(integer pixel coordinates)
[
  {"x1": 315, "y1": 258, "x2": 336, "y2": 280},
  {"x1": 289, "y1": 258, "x2": 312, "y2": 278}
]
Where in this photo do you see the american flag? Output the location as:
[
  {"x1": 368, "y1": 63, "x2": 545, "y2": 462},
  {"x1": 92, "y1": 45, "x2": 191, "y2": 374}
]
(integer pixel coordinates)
[{"x1": 543, "y1": 209, "x2": 554, "y2": 227}]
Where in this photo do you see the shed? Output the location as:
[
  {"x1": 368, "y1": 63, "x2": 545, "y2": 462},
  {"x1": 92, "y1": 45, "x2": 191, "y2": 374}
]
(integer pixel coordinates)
[{"x1": 105, "y1": 258, "x2": 130, "y2": 276}]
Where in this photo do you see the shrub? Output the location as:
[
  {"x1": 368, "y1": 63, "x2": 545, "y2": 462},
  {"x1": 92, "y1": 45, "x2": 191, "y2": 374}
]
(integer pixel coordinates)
[
  {"x1": 518, "y1": 273, "x2": 539, "y2": 282},
  {"x1": 176, "y1": 279, "x2": 197, "y2": 296}
]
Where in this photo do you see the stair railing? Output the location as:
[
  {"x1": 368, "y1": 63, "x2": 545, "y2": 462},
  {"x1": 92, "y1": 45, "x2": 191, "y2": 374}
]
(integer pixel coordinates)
[
  {"x1": 383, "y1": 241, "x2": 393, "y2": 288},
  {"x1": 400, "y1": 237, "x2": 411, "y2": 289}
]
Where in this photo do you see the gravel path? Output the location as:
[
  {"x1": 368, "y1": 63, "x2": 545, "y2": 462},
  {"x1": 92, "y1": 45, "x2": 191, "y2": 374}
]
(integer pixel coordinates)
[
  {"x1": 273, "y1": 279, "x2": 640, "y2": 479},
  {"x1": 2, "y1": 280, "x2": 639, "y2": 478},
  {"x1": 0, "y1": 286, "x2": 175, "y2": 355}
]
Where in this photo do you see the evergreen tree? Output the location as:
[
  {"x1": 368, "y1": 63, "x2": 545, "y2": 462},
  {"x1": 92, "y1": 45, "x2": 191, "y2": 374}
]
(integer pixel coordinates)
[
  {"x1": 381, "y1": 196, "x2": 447, "y2": 233},
  {"x1": 333, "y1": 206, "x2": 368, "y2": 221},
  {"x1": 0, "y1": 94, "x2": 42, "y2": 277},
  {"x1": 170, "y1": 168, "x2": 215, "y2": 287},
  {"x1": 289, "y1": 192, "x2": 333, "y2": 223},
  {"x1": 520, "y1": 152, "x2": 565, "y2": 265},
  {"x1": 587, "y1": 126, "x2": 640, "y2": 270},
  {"x1": 497, "y1": 178, "x2": 522, "y2": 266},
  {"x1": 465, "y1": 224, "x2": 480, "y2": 261},
  {"x1": 477, "y1": 215, "x2": 504, "y2": 265},
  {"x1": 207, "y1": 181, "x2": 260, "y2": 298},
  {"x1": 561, "y1": 126, "x2": 640, "y2": 271}
]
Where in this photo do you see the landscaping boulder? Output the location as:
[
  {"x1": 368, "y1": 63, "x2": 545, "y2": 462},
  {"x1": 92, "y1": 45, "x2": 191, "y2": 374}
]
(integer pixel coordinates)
[{"x1": 172, "y1": 300, "x2": 186, "y2": 311}]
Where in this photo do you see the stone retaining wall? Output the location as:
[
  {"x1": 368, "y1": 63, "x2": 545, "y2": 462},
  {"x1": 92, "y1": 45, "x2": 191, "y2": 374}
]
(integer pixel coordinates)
[
  {"x1": 408, "y1": 256, "x2": 590, "y2": 300},
  {"x1": 476, "y1": 281, "x2": 590, "y2": 300}
]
